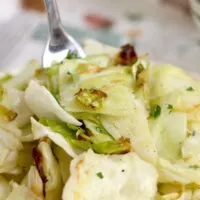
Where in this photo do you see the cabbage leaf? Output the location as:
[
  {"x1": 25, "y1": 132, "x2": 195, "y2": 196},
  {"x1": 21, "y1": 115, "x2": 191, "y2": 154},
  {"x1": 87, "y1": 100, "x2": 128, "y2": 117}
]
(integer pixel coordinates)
[
  {"x1": 0, "y1": 175, "x2": 11, "y2": 200},
  {"x1": 63, "y1": 150, "x2": 158, "y2": 200},
  {"x1": 31, "y1": 118, "x2": 78, "y2": 158},
  {"x1": 6, "y1": 182, "x2": 40, "y2": 200},
  {"x1": 59, "y1": 60, "x2": 135, "y2": 116},
  {"x1": 35, "y1": 140, "x2": 63, "y2": 200},
  {"x1": 149, "y1": 110, "x2": 187, "y2": 162},
  {"x1": 4, "y1": 60, "x2": 41, "y2": 90},
  {"x1": 101, "y1": 100, "x2": 158, "y2": 164},
  {"x1": 25, "y1": 80, "x2": 81, "y2": 126}
]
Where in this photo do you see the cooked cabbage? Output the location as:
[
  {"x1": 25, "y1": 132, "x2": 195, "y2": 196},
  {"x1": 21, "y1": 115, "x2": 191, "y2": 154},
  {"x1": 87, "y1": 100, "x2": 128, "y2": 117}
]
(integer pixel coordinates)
[
  {"x1": 25, "y1": 80, "x2": 81, "y2": 126},
  {"x1": 149, "y1": 110, "x2": 187, "y2": 162},
  {"x1": 0, "y1": 176, "x2": 10, "y2": 200},
  {"x1": 101, "y1": 99, "x2": 158, "y2": 164},
  {"x1": 63, "y1": 150, "x2": 158, "y2": 200},
  {"x1": 1, "y1": 41, "x2": 200, "y2": 199}
]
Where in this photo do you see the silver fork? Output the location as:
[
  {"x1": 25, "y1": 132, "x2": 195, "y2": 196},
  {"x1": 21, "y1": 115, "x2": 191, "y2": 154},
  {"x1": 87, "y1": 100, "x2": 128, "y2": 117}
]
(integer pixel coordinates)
[{"x1": 43, "y1": 0, "x2": 85, "y2": 68}]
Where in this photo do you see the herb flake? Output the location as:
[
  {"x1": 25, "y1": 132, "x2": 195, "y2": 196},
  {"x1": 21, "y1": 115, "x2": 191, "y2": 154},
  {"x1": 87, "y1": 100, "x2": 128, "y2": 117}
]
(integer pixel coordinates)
[
  {"x1": 167, "y1": 104, "x2": 173, "y2": 110},
  {"x1": 150, "y1": 105, "x2": 161, "y2": 119},
  {"x1": 66, "y1": 51, "x2": 78, "y2": 59},
  {"x1": 167, "y1": 104, "x2": 173, "y2": 113},
  {"x1": 189, "y1": 165, "x2": 200, "y2": 169},
  {"x1": 186, "y1": 86, "x2": 194, "y2": 91},
  {"x1": 96, "y1": 126, "x2": 106, "y2": 134},
  {"x1": 136, "y1": 64, "x2": 145, "y2": 80},
  {"x1": 96, "y1": 172, "x2": 104, "y2": 179}
]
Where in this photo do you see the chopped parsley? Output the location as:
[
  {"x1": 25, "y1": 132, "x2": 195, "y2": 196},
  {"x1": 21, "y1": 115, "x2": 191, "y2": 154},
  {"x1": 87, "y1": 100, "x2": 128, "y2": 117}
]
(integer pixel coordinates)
[
  {"x1": 67, "y1": 71, "x2": 79, "y2": 82},
  {"x1": 167, "y1": 104, "x2": 173, "y2": 110},
  {"x1": 186, "y1": 86, "x2": 194, "y2": 91},
  {"x1": 66, "y1": 50, "x2": 78, "y2": 59},
  {"x1": 167, "y1": 104, "x2": 173, "y2": 113},
  {"x1": 96, "y1": 126, "x2": 105, "y2": 134},
  {"x1": 189, "y1": 165, "x2": 200, "y2": 169},
  {"x1": 136, "y1": 64, "x2": 145, "y2": 80},
  {"x1": 96, "y1": 172, "x2": 104, "y2": 179},
  {"x1": 150, "y1": 105, "x2": 161, "y2": 119}
]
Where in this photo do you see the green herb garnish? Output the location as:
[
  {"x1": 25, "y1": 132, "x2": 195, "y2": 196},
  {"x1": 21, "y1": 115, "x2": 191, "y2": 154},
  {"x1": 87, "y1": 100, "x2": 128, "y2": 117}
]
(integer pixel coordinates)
[
  {"x1": 167, "y1": 104, "x2": 173, "y2": 113},
  {"x1": 96, "y1": 172, "x2": 104, "y2": 179},
  {"x1": 136, "y1": 64, "x2": 144, "y2": 80},
  {"x1": 96, "y1": 126, "x2": 106, "y2": 134},
  {"x1": 189, "y1": 165, "x2": 200, "y2": 169},
  {"x1": 186, "y1": 87, "x2": 194, "y2": 91},
  {"x1": 67, "y1": 71, "x2": 79, "y2": 82},
  {"x1": 150, "y1": 105, "x2": 161, "y2": 119},
  {"x1": 66, "y1": 51, "x2": 78, "y2": 59},
  {"x1": 167, "y1": 104, "x2": 173, "y2": 110}
]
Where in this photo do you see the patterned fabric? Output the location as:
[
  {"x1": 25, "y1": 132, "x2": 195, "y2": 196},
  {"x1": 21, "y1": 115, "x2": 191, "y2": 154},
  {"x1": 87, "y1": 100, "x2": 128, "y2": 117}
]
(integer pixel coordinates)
[{"x1": 0, "y1": 0, "x2": 199, "y2": 74}]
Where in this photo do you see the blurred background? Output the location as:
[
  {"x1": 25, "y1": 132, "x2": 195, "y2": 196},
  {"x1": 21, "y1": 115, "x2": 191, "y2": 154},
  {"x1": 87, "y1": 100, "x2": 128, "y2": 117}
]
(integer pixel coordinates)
[{"x1": 0, "y1": 0, "x2": 200, "y2": 72}]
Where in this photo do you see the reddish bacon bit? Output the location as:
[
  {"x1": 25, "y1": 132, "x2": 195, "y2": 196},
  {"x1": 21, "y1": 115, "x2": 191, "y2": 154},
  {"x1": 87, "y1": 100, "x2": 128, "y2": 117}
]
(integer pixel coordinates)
[
  {"x1": 32, "y1": 147, "x2": 47, "y2": 197},
  {"x1": 83, "y1": 13, "x2": 113, "y2": 29},
  {"x1": 116, "y1": 44, "x2": 137, "y2": 65}
]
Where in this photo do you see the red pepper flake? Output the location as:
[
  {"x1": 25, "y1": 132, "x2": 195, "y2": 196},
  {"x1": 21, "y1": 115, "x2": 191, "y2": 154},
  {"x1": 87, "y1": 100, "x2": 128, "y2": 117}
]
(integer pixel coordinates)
[
  {"x1": 116, "y1": 44, "x2": 137, "y2": 65},
  {"x1": 83, "y1": 13, "x2": 113, "y2": 29},
  {"x1": 32, "y1": 147, "x2": 47, "y2": 197}
]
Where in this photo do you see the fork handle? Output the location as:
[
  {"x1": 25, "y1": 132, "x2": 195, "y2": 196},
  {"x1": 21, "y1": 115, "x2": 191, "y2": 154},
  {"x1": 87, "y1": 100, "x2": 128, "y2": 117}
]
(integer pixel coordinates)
[{"x1": 43, "y1": 0, "x2": 62, "y2": 37}]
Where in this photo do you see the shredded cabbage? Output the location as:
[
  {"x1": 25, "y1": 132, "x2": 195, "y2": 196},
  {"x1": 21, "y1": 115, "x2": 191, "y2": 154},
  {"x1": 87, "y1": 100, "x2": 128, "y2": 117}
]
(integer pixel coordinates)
[{"x1": 1, "y1": 41, "x2": 200, "y2": 199}]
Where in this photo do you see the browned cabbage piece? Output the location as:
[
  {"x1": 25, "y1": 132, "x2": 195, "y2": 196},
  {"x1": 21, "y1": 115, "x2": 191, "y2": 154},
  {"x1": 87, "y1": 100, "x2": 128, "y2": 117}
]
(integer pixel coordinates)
[
  {"x1": 32, "y1": 145, "x2": 47, "y2": 197},
  {"x1": 0, "y1": 104, "x2": 17, "y2": 121},
  {"x1": 75, "y1": 88, "x2": 108, "y2": 109},
  {"x1": 32, "y1": 139, "x2": 63, "y2": 200}
]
